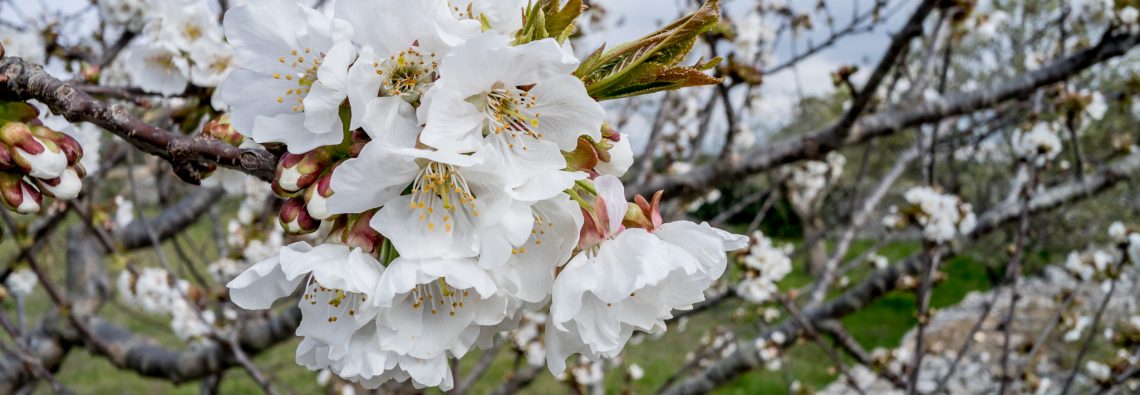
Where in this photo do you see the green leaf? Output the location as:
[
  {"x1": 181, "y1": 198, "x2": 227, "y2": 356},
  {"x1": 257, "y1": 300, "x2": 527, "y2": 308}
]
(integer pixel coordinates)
[
  {"x1": 575, "y1": 0, "x2": 723, "y2": 101},
  {"x1": 0, "y1": 102, "x2": 38, "y2": 124},
  {"x1": 515, "y1": 0, "x2": 584, "y2": 45}
]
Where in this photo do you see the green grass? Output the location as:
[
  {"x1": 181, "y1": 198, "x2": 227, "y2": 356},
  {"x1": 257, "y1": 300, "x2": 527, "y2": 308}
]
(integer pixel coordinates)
[{"x1": 3, "y1": 207, "x2": 996, "y2": 394}]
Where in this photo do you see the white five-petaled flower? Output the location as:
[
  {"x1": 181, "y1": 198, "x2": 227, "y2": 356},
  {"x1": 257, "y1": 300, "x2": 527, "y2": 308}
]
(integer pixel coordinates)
[
  {"x1": 328, "y1": 137, "x2": 514, "y2": 259},
  {"x1": 127, "y1": 42, "x2": 190, "y2": 96},
  {"x1": 227, "y1": 242, "x2": 383, "y2": 361},
  {"x1": 545, "y1": 176, "x2": 746, "y2": 374},
  {"x1": 487, "y1": 195, "x2": 582, "y2": 299},
  {"x1": 220, "y1": 0, "x2": 356, "y2": 153},
  {"x1": 339, "y1": 0, "x2": 480, "y2": 129},
  {"x1": 1012, "y1": 122, "x2": 1063, "y2": 167},
  {"x1": 420, "y1": 33, "x2": 603, "y2": 195},
  {"x1": 296, "y1": 322, "x2": 455, "y2": 391},
  {"x1": 446, "y1": 0, "x2": 529, "y2": 35},
  {"x1": 371, "y1": 256, "x2": 509, "y2": 360}
]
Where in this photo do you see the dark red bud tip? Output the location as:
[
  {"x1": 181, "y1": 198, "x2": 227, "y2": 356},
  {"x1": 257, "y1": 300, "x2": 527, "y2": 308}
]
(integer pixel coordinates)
[
  {"x1": 280, "y1": 197, "x2": 320, "y2": 234},
  {"x1": 45, "y1": 131, "x2": 83, "y2": 166}
]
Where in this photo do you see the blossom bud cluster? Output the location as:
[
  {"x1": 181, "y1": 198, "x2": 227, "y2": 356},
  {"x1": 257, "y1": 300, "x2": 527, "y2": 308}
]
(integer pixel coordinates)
[
  {"x1": 735, "y1": 231, "x2": 793, "y2": 304},
  {"x1": 883, "y1": 186, "x2": 976, "y2": 244},
  {"x1": 0, "y1": 105, "x2": 86, "y2": 214},
  {"x1": 220, "y1": 0, "x2": 745, "y2": 390}
]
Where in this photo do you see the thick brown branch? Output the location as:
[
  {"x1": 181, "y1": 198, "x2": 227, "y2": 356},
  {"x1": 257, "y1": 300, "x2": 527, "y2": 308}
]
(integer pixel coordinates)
[{"x1": 0, "y1": 57, "x2": 277, "y2": 183}]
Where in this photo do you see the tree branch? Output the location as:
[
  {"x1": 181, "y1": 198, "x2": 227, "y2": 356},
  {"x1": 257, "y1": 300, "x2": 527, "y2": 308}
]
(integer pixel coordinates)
[
  {"x1": 0, "y1": 57, "x2": 277, "y2": 183},
  {"x1": 634, "y1": 31, "x2": 1140, "y2": 199}
]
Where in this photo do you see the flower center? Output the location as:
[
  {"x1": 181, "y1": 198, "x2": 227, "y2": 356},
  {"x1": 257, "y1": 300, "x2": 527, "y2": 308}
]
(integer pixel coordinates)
[
  {"x1": 302, "y1": 276, "x2": 366, "y2": 323},
  {"x1": 272, "y1": 48, "x2": 324, "y2": 113},
  {"x1": 409, "y1": 278, "x2": 471, "y2": 317},
  {"x1": 210, "y1": 53, "x2": 233, "y2": 74},
  {"x1": 183, "y1": 24, "x2": 202, "y2": 42},
  {"x1": 409, "y1": 162, "x2": 478, "y2": 233},
  {"x1": 373, "y1": 47, "x2": 438, "y2": 100},
  {"x1": 448, "y1": 1, "x2": 477, "y2": 20},
  {"x1": 474, "y1": 83, "x2": 543, "y2": 149},
  {"x1": 146, "y1": 52, "x2": 177, "y2": 72},
  {"x1": 515, "y1": 209, "x2": 554, "y2": 255}
]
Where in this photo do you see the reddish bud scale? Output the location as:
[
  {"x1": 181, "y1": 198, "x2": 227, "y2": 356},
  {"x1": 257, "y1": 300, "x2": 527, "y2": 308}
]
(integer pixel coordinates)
[
  {"x1": 201, "y1": 115, "x2": 245, "y2": 147},
  {"x1": 34, "y1": 126, "x2": 83, "y2": 166},
  {"x1": 0, "y1": 123, "x2": 43, "y2": 155},
  {"x1": 279, "y1": 196, "x2": 320, "y2": 234},
  {"x1": 564, "y1": 136, "x2": 600, "y2": 173},
  {"x1": 0, "y1": 147, "x2": 18, "y2": 172},
  {"x1": 349, "y1": 130, "x2": 371, "y2": 158},
  {"x1": 344, "y1": 210, "x2": 384, "y2": 254},
  {"x1": 0, "y1": 172, "x2": 41, "y2": 214},
  {"x1": 274, "y1": 149, "x2": 332, "y2": 196},
  {"x1": 623, "y1": 191, "x2": 664, "y2": 232}
]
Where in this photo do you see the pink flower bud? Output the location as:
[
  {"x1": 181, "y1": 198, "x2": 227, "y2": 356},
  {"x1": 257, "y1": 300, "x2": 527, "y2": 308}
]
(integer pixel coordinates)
[
  {"x1": 279, "y1": 197, "x2": 320, "y2": 235},
  {"x1": 0, "y1": 173, "x2": 42, "y2": 214},
  {"x1": 33, "y1": 126, "x2": 83, "y2": 167},
  {"x1": 34, "y1": 167, "x2": 83, "y2": 200},
  {"x1": 274, "y1": 149, "x2": 331, "y2": 195},
  {"x1": 343, "y1": 210, "x2": 384, "y2": 254},
  {"x1": 201, "y1": 115, "x2": 245, "y2": 147},
  {"x1": 1, "y1": 123, "x2": 67, "y2": 179},
  {"x1": 303, "y1": 167, "x2": 335, "y2": 220}
]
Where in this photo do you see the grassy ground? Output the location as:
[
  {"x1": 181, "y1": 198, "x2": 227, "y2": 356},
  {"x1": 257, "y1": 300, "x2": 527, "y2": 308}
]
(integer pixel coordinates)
[{"x1": 2, "y1": 209, "x2": 995, "y2": 394}]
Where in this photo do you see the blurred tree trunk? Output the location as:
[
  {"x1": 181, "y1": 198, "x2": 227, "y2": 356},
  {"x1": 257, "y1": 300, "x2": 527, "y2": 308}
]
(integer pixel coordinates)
[{"x1": 804, "y1": 215, "x2": 828, "y2": 276}]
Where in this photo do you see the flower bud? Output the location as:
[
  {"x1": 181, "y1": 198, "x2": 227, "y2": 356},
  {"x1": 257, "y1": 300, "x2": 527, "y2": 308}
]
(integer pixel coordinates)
[
  {"x1": 274, "y1": 148, "x2": 331, "y2": 196},
  {"x1": 279, "y1": 196, "x2": 320, "y2": 234},
  {"x1": 350, "y1": 130, "x2": 370, "y2": 158},
  {"x1": 201, "y1": 115, "x2": 245, "y2": 147},
  {"x1": 303, "y1": 167, "x2": 335, "y2": 220},
  {"x1": 1, "y1": 123, "x2": 67, "y2": 179},
  {"x1": 33, "y1": 126, "x2": 83, "y2": 167},
  {"x1": 34, "y1": 167, "x2": 83, "y2": 200},
  {"x1": 0, "y1": 173, "x2": 42, "y2": 214},
  {"x1": 0, "y1": 146, "x2": 19, "y2": 173},
  {"x1": 343, "y1": 210, "x2": 384, "y2": 254}
]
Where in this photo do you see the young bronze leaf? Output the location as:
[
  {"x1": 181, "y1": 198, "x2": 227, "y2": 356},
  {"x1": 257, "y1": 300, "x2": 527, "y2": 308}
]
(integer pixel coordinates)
[{"x1": 574, "y1": 0, "x2": 722, "y2": 101}]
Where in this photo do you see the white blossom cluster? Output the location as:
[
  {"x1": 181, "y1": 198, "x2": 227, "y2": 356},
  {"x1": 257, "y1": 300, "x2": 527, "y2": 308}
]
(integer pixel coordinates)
[
  {"x1": 98, "y1": 0, "x2": 152, "y2": 31},
  {"x1": 124, "y1": 0, "x2": 235, "y2": 96},
  {"x1": 117, "y1": 267, "x2": 216, "y2": 341},
  {"x1": 220, "y1": 0, "x2": 747, "y2": 390},
  {"x1": 753, "y1": 330, "x2": 787, "y2": 371},
  {"x1": 0, "y1": 25, "x2": 46, "y2": 65},
  {"x1": 1109, "y1": 221, "x2": 1140, "y2": 266},
  {"x1": 732, "y1": 7, "x2": 776, "y2": 64},
  {"x1": 4, "y1": 268, "x2": 38, "y2": 298},
  {"x1": 1063, "y1": 248, "x2": 1116, "y2": 282},
  {"x1": 963, "y1": 10, "x2": 1009, "y2": 42},
  {"x1": 1012, "y1": 122, "x2": 1063, "y2": 167},
  {"x1": 781, "y1": 152, "x2": 846, "y2": 214},
  {"x1": 736, "y1": 231, "x2": 793, "y2": 304},
  {"x1": 883, "y1": 187, "x2": 977, "y2": 243}
]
